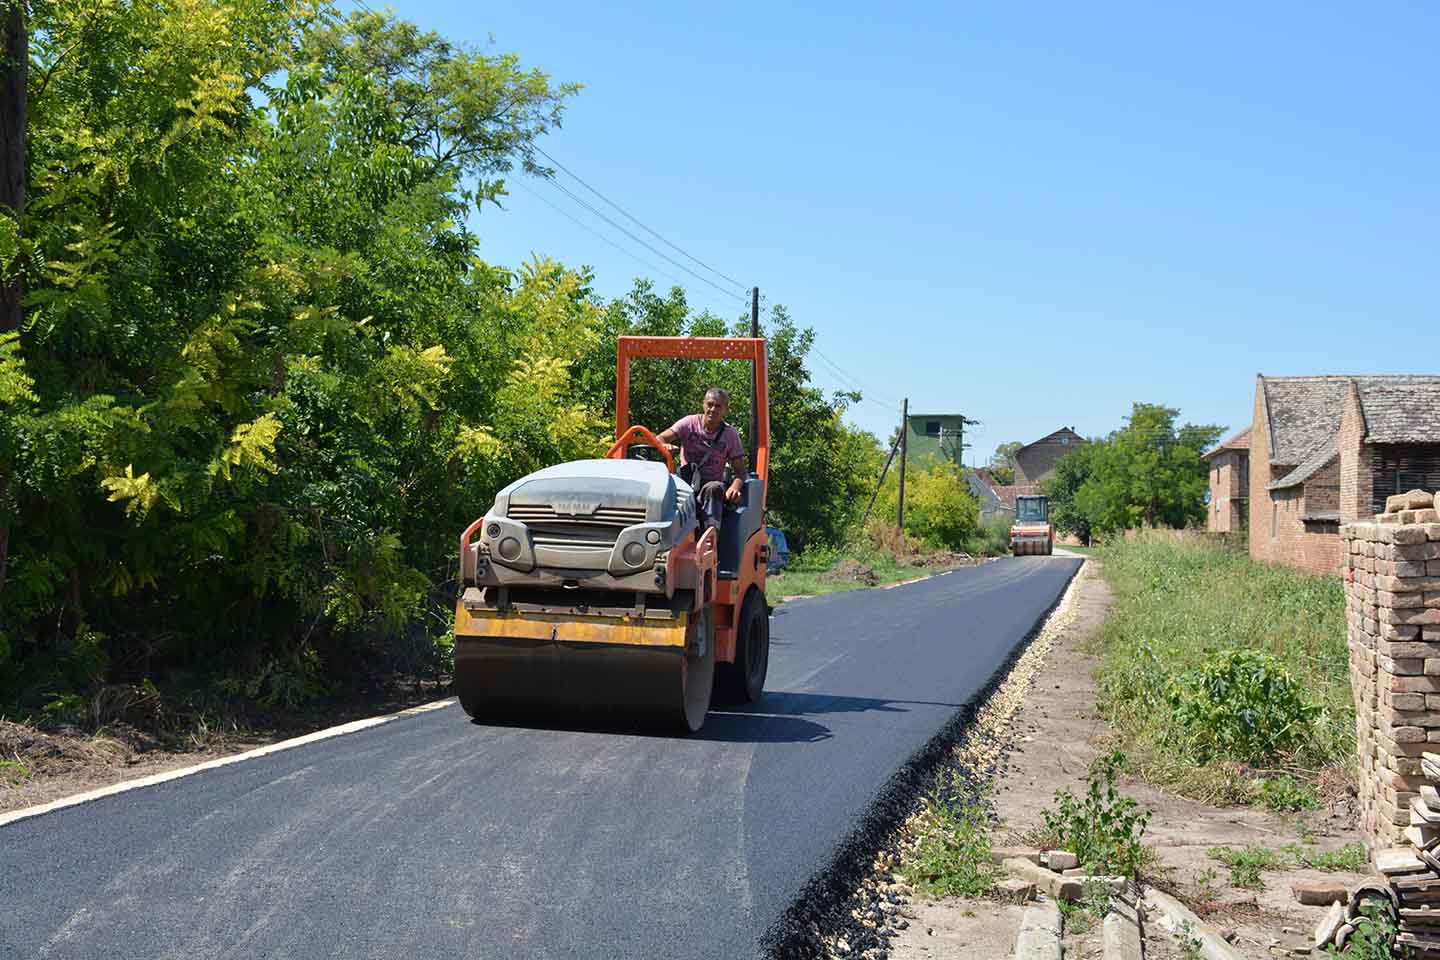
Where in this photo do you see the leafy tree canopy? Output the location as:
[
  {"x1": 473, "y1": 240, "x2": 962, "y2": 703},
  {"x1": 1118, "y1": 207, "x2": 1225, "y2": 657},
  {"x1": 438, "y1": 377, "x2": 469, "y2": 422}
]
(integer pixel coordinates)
[{"x1": 1070, "y1": 404, "x2": 1222, "y2": 537}]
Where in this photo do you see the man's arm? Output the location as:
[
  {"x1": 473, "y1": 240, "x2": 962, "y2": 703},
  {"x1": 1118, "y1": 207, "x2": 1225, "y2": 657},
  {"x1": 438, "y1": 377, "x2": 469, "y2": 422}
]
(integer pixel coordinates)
[{"x1": 725, "y1": 454, "x2": 748, "y2": 503}]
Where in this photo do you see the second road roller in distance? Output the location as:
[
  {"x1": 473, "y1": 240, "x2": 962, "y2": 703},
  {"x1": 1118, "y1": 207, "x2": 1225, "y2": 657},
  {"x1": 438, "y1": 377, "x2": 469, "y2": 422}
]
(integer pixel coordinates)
[{"x1": 453, "y1": 336, "x2": 774, "y2": 733}]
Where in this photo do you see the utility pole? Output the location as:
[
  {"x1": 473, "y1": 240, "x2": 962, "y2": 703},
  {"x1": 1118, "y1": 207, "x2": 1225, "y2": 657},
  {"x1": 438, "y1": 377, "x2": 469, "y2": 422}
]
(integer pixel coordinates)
[
  {"x1": 897, "y1": 397, "x2": 908, "y2": 532},
  {"x1": 749, "y1": 287, "x2": 759, "y2": 471}
]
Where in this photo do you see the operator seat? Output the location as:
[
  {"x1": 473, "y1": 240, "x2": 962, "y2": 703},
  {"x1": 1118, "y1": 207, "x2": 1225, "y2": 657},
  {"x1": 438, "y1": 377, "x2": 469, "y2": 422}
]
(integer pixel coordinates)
[{"x1": 717, "y1": 475, "x2": 765, "y2": 579}]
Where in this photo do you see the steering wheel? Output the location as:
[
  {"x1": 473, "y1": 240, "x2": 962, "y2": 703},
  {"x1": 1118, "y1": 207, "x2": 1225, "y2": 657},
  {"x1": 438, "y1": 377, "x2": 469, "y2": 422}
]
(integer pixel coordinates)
[{"x1": 606, "y1": 425, "x2": 676, "y2": 473}]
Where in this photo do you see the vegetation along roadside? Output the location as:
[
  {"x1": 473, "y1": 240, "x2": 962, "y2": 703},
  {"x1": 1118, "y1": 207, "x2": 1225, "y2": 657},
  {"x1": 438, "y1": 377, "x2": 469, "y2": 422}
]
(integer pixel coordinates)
[{"x1": 1088, "y1": 530, "x2": 1351, "y2": 808}]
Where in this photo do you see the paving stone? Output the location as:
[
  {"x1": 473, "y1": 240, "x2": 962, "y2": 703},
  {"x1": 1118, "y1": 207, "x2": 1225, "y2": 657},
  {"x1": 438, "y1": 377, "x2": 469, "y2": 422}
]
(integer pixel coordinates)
[
  {"x1": 1377, "y1": 846, "x2": 1427, "y2": 875},
  {"x1": 1292, "y1": 881, "x2": 1348, "y2": 906},
  {"x1": 1045, "y1": 850, "x2": 1078, "y2": 871},
  {"x1": 995, "y1": 877, "x2": 1035, "y2": 902}
]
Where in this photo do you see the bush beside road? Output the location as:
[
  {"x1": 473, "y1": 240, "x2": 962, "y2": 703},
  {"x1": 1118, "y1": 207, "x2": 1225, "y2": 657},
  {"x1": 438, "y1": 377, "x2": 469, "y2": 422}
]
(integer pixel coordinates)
[{"x1": 1089, "y1": 530, "x2": 1351, "y2": 807}]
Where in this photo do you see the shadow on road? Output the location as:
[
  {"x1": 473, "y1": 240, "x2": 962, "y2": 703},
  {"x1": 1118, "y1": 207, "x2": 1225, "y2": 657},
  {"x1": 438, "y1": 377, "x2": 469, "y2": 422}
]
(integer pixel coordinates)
[{"x1": 469, "y1": 691, "x2": 963, "y2": 745}]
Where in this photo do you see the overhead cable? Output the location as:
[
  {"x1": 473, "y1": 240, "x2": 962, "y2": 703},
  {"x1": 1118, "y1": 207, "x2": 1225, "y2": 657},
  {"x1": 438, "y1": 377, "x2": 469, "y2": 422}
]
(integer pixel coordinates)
[
  {"x1": 534, "y1": 146, "x2": 749, "y2": 295},
  {"x1": 539, "y1": 175, "x2": 748, "y2": 305},
  {"x1": 511, "y1": 180, "x2": 690, "y2": 289}
]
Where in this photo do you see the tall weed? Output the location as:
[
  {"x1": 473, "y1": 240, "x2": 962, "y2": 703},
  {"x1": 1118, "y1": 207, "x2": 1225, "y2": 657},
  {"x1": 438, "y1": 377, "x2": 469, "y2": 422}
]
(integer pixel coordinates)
[{"x1": 1091, "y1": 531, "x2": 1349, "y2": 798}]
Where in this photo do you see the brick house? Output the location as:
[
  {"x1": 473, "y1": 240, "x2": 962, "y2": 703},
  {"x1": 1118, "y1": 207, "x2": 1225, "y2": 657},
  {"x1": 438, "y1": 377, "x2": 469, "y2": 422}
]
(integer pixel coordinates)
[
  {"x1": 1202, "y1": 428, "x2": 1250, "y2": 533},
  {"x1": 1014, "y1": 427, "x2": 1086, "y2": 485},
  {"x1": 1250, "y1": 375, "x2": 1440, "y2": 576}
]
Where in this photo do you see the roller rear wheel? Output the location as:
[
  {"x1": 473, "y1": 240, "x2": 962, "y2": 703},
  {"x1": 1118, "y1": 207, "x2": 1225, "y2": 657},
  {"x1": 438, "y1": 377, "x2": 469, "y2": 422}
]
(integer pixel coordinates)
[{"x1": 717, "y1": 588, "x2": 769, "y2": 704}]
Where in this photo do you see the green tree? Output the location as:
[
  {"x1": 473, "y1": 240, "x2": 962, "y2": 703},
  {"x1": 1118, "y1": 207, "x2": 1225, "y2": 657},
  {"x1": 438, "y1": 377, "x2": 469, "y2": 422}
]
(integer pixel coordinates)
[
  {"x1": 1072, "y1": 404, "x2": 1222, "y2": 537},
  {"x1": 988, "y1": 440, "x2": 1023, "y2": 485},
  {"x1": 1, "y1": 0, "x2": 589, "y2": 707},
  {"x1": 876, "y1": 458, "x2": 980, "y2": 549},
  {"x1": 1041, "y1": 442, "x2": 1097, "y2": 544}
]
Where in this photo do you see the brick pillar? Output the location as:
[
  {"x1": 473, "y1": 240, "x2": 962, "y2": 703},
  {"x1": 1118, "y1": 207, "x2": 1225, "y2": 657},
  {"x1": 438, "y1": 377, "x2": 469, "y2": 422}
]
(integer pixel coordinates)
[{"x1": 1343, "y1": 501, "x2": 1440, "y2": 848}]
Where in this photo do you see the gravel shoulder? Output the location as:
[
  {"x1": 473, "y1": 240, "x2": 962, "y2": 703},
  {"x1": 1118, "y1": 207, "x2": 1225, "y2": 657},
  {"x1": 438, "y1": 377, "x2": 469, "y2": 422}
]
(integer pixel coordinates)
[{"x1": 888, "y1": 560, "x2": 1368, "y2": 959}]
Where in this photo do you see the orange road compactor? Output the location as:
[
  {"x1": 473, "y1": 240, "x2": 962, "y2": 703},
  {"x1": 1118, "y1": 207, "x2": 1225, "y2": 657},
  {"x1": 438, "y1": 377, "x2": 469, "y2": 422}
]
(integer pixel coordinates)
[{"x1": 453, "y1": 337, "x2": 773, "y2": 732}]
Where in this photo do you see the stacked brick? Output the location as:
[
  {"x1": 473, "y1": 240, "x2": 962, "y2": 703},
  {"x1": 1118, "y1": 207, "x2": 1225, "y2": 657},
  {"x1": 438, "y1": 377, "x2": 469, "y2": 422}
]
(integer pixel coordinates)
[
  {"x1": 1342, "y1": 489, "x2": 1440, "y2": 848},
  {"x1": 1328, "y1": 490, "x2": 1440, "y2": 954}
]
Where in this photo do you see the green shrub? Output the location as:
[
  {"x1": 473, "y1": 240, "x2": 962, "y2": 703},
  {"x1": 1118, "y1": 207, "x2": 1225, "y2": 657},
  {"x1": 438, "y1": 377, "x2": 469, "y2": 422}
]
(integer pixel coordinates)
[
  {"x1": 1165, "y1": 649, "x2": 1320, "y2": 765},
  {"x1": 1328, "y1": 901, "x2": 1396, "y2": 959},
  {"x1": 1041, "y1": 752, "x2": 1151, "y2": 879},
  {"x1": 1255, "y1": 776, "x2": 1319, "y2": 813},
  {"x1": 1207, "y1": 844, "x2": 1288, "y2": 888},
  {"x1": 903, "y1": 785, "x2": 997, "y2": 897}
]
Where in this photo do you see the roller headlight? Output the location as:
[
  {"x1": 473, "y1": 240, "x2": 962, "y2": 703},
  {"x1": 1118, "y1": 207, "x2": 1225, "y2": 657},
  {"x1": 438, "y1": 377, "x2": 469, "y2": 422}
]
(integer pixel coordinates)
[
  {"x1": 622, "y1": 542, "x2": 646, "y2": 566},
  {"x1": 498, "y1": 537, "x2": 523, "y2": 562}
]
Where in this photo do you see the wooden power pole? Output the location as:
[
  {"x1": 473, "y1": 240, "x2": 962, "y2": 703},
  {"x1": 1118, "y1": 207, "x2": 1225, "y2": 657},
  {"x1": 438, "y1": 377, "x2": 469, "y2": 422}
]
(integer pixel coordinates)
[
  {"x1": 749, "y1": 287, "x2": 759, "y2": 471},
  {"x1": 897, "y1": 397, "x2": 908, "y2": 532}
]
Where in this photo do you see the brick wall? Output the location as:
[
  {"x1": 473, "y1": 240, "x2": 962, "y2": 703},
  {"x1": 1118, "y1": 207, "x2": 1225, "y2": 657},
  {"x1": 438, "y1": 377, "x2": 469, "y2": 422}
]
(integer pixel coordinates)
[
  {"x1": 1342, "y1": 501, "x2": 1440, "y2": 847},
  {"x1": 1207, "y1": 450, "x2": 1248, "y2": 534},
  {"x1": 1339, "y1": 382, "x2": 1372, "y2": 523},
  {"x1": 1015, "y1": 430, "x2": 1083, "y2": 485},
  {"x1": 1249, "y1": 383, "x2": 1344, "y2": 576}
]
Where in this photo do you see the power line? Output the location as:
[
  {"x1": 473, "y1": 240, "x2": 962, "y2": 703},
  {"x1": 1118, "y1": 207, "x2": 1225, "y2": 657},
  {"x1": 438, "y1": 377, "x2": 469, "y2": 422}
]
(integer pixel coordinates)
[
  {"x1": 539, "y1": 175, "x2": 748, "y2": 305},
  {"x1": 511, "y1": 180, "x2": 689, "y2": 290},
  {"x1": 809, "y1": 347, "x2": 905, "y2": 408},
  {"x1": 533, "y1": 145, "x2": 749, "y2": 295}
]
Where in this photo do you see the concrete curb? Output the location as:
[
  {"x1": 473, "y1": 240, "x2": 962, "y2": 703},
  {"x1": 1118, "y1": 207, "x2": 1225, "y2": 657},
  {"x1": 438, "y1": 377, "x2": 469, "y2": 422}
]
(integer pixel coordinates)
[
  {"x1": 1143, "y1": 886, "x2": 1246, "y2": 960},
  {"x1": 0, "y1": 697, "x2": 457, "y2": 829},
  {"x1": 1102, "y1": 896, "x2": 1143, "y2": 960},
  {"x1": 1014, "y1": 901, "x2": 1063, "y2": 960}
]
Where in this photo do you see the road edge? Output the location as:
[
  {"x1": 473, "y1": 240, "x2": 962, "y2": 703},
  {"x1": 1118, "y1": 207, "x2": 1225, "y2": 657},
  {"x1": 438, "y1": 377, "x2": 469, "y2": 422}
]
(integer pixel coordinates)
[
  {"x1": 0, "y1": 697, "x2": 457, "y2": 829},
  {"x1": 760, "y1": 557, "x2": 1086, "y2": 959}
]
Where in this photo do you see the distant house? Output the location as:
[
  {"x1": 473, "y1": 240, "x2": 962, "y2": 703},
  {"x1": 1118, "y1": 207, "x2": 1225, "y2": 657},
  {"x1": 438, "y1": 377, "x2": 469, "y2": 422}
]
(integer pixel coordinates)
[
  {"x1": 1203, "y1": 428, "x2": 1250, "y2": 534},
  {"x1": 1014, "y1": 427, "x2": 1086, "y2": 485},
  {"x1": 904, "y1": 413, "x2": 975, "y2": 467},
  {"x1": 1249, "y1": 375, "x2": 1440, "y2": 576},
  {"x1": 964, "y1": 467, "x2": 1011, "y2": 521}
]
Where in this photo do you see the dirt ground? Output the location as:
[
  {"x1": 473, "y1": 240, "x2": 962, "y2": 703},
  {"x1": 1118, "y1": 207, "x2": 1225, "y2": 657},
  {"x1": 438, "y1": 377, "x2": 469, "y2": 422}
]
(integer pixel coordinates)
[
  {"x1": 890, "y1": 561, "x2": 1368, "y2": 959},
  {"x1": 0, "y1": 682, "x2": 448, "y2": 815}
]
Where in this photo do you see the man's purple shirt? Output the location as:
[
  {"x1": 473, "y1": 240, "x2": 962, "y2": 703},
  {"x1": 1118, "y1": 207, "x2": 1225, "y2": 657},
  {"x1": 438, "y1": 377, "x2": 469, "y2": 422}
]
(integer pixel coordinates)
[{"x1": 668, "y1": 414, "x2": 743, "y2": 485}]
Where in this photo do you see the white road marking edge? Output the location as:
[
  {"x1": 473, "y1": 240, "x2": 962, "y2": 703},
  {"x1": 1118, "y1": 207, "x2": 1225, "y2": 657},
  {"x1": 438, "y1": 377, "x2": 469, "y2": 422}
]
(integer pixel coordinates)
[{"x1": 0, "y1": 696, "x2": 457, "y2": 829}]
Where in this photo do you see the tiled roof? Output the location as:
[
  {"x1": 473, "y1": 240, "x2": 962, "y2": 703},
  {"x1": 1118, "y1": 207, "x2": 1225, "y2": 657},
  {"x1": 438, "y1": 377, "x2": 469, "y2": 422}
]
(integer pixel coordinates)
[
  {"x1": 1267, "y1": 437, "x2": 1336, "y2": 490},
  {"x1": 1203, "y1": 427, "x2": 1251, "y2": 460},
  {"x1": 993, "y1": 484, "x2": 1039, "y2": 510},
  {"x1": 1260, "y1": 375, "x2": 1440, "y2": 466},
  {"x1": 1355, "y1": 379, "x2": 1440, "y2": 443},
  {"x1": 964, "y1": 468, "x2": 1006, "y2": 510},
  {"x1": 1260, "y1": 377, "x2": 1353, "y2": 465}
]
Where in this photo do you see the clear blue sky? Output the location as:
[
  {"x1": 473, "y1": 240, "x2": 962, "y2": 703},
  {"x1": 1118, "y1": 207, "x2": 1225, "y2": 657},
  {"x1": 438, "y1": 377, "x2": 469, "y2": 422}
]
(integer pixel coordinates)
[{"x1": 379, "y1": 0, "x2": 1439, "y2": 463}]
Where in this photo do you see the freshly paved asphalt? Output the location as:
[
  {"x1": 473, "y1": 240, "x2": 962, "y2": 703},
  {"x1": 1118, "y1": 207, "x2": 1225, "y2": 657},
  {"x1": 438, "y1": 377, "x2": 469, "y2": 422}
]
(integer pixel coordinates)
[{"x1": 0, "y1": 556, "x2": 1080, "y2": 960}]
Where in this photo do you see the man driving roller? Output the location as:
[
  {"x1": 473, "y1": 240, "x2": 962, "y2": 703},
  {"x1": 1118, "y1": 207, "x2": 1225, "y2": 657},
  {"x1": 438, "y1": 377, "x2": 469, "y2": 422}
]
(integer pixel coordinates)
[{"x1": 658, "y1": 388, "x2": 747, "y2": 536}]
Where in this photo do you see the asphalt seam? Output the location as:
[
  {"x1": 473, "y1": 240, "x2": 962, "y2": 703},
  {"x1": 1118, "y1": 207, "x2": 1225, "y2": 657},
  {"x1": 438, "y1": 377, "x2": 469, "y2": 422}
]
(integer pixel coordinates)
[{"x1": 0, "y1": 697, "x2": 457, "y2": 829}]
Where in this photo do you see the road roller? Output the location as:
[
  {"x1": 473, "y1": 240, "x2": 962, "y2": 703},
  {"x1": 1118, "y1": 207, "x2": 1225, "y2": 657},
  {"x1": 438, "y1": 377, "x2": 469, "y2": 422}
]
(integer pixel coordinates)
[
  {"x1": 453, "y1": 336, "x2": 773, "y2": 732},
  {"x1": 1010, "y1": 494, "x2": 1054, "y2": 555}
]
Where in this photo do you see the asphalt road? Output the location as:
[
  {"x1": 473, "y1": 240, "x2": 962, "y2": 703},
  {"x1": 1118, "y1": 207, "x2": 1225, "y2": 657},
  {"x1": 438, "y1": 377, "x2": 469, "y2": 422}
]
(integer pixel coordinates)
[{"x1": 1, "y1": 556, "x2": 1081, "y2": 960}]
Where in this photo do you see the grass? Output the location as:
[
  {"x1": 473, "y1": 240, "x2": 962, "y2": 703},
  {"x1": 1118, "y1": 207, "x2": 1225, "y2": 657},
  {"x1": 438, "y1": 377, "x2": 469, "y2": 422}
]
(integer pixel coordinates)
[
  {"x1": 1207, "y1": 841, "x2": 1369, "y2": 889},
  {"x1": 1207, "y1": 844, "x2": 1290, "y2": 888},
  {"x1": 765, "y1": 555, "x2": 935, "y2": 603},
  {"x1": 901, "y1": 774, "x2": 998, "y2": 898},
  {"x1": 1087, "y1": 530, "x2": 1350, "y2": 803},
  {"x1": 0, "y1": 758, "x2": 30, "y2": 785},
  {"x1": 765, "y1": 525, "x2": 959, "y2": 604}
]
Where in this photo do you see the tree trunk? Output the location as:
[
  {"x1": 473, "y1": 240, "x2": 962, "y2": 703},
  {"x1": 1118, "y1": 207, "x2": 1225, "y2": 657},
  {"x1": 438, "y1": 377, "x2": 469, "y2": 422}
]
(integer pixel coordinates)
[{"x1": 0, "y1": 0, "x2": 25, "y2": 334}]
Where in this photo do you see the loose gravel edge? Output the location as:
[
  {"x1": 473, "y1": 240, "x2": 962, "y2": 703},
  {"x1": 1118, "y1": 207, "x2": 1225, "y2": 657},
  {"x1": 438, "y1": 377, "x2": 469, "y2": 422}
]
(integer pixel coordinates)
[{"x1": 760, "y1": 559, "x2": 1090, "y2": 960}]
